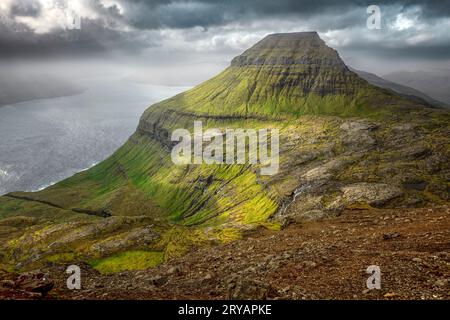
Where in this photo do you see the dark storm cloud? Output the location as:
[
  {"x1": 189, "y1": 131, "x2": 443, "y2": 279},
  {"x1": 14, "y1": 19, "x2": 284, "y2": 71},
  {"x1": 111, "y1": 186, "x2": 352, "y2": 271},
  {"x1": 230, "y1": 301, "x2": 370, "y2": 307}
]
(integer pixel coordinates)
[
  {"x1": 0, "y1": 0, "x2": 449, "y2": 59},
  {"x1": 119, "y1": 0, "x2": 450, "y2": 61},
  {"x1": 10, "y1": 0, "x2": 42, "y2": 17},
  {"x1": 120, "y1": 0, "x2": 450, "y2": 30},
  {"x1": 0, "y1": 20, "x2": 153, "y2": 59},
  {"x1": 0, "y1": 0, "x2": 154, "y2": 58},
  {"x1": 342, "y1": 39, "x2": 450, "y2": 61},
  {"x1": 120, "y1": 0, "x2": 352, "y2": 29},
  {"x1": 402, "y1": 0, "x2": 450, "y2": 18}
]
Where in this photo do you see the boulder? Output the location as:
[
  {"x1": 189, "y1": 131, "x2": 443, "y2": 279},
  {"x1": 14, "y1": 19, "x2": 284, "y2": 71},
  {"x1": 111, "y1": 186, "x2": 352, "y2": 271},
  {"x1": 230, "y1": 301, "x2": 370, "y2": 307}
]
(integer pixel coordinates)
[
  {"x1": 90, "y1": 226, "x2": 159, "y2": 255},
  {"x1": 341, "y1": 183, "x2": 403, "y2": 207},
  {"x1": 340, "y1": 121, "x2": 378, "y2": 148},
  {"x1": 226, "y1": 276, "x2": 276, "y2": 300},
  {"x1": 14, "y1": 270, "x2": 54, "y2": 296}
]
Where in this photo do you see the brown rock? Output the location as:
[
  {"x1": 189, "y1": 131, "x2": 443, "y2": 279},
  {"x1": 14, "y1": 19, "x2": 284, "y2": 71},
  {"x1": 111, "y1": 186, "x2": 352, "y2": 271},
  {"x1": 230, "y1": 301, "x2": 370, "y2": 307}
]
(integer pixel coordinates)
[
  {"x1": 15, "y1": 271, "x2": 54, "y2": 296},
  {"x1": 148, "y1": 275, "x2": 168, "y2": 287},
  {"x1": 226, "y1": 276, "x2": 276, "y2": 300}
]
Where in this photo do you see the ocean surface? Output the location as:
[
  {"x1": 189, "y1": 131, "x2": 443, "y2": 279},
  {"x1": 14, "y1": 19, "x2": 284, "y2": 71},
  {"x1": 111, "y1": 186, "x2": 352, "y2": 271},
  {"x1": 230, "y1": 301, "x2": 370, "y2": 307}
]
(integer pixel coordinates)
[{"x1": 0, "y1": 79, "x2": 189, "y2": 195}]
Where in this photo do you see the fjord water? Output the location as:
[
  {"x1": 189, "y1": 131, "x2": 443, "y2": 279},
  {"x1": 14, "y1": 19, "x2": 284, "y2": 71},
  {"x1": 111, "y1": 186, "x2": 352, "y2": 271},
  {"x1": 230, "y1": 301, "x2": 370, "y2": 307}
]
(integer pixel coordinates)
[{"x1": 0, "y1": 79, "x2": 189, "y2": 195}]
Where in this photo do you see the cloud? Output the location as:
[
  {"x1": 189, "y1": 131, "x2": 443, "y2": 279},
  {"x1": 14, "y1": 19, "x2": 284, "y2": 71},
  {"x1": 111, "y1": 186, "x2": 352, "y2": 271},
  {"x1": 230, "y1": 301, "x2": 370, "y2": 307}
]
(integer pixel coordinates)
[
  {"x1": 10, "y1": 0, "x2": 42, "y2": 17},
  {"x1": 0, "y1": 0, "x2": 156, "y2": 58},
  {"x1": 116, "y1": 0, "x2": 450, "y2": 30},
  {"x1": 0, "y1": 0, "x2": 449, "y2": 67}
]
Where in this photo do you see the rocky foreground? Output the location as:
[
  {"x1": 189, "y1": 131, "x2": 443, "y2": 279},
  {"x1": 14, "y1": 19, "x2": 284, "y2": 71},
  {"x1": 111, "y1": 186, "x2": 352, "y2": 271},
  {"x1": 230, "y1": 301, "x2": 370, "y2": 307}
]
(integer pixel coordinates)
[{"x1": 1, "y1": 205, "x2": 448, "y2": 300}]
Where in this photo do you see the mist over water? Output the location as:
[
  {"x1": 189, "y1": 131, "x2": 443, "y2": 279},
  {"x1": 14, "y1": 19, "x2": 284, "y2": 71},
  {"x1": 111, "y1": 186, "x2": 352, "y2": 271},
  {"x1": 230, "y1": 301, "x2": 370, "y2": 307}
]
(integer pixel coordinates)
[{"x1": 0, "y1": 78, "x2": 189, "y2": 195}]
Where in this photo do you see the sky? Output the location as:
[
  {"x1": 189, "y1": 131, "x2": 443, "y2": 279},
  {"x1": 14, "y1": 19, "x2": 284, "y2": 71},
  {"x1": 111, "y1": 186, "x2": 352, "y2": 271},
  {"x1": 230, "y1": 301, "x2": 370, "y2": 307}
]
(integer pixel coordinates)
[{"x1": 0, "y1": 0, "x2": 449, "y2": 84}]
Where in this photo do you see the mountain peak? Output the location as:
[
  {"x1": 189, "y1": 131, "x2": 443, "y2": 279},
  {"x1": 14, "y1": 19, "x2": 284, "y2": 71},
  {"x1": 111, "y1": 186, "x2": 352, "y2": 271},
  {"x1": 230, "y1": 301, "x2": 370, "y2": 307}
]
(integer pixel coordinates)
[
  {"x1": 146, "y1": 32, "x2": 425, "y2": 118},
  {"x1": 252, "y1": 31, "x2": 322, "y2": 47},
  {"x1": 231, "y1": 31, "x2": 346, "y2": 69}
]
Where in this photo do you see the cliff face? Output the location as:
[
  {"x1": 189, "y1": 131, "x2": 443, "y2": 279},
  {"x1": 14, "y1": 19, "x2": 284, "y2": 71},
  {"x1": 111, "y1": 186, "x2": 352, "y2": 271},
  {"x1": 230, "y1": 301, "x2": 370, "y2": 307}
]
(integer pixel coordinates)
[
  {"x1": 230, "y1": 32, "x2": 361, "y2": 96},
  {"x1": 0, "y1": 32, "x2": 449, "y2": 273}
]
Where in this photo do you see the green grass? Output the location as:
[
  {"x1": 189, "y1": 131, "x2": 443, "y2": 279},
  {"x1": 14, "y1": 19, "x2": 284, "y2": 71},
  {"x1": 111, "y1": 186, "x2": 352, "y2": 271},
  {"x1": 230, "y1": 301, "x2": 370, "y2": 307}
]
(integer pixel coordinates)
[
  {"x1": 140, "y1": 63, "x2": 427, "y2": 122},
  {"x1": 89, "y1": 250, "x2": 164, "y2": 274},
  {"x1": 46, "y1": 252, "x2": 77, "y2": 263}
]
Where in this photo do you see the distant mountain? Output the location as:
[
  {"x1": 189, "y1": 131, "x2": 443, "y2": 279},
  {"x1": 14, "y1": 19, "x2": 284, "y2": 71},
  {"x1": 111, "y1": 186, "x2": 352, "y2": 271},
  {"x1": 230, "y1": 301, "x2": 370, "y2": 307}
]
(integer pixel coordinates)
[
  {"x1": 0, "y1": 72, "x2": 85, "y2": 106},
  {"x1": 383, "y1": 70, "x2": 450, "y2": 106},
  {"x1": 351, "y1": 68, "x2": 448, "y2": 109}
]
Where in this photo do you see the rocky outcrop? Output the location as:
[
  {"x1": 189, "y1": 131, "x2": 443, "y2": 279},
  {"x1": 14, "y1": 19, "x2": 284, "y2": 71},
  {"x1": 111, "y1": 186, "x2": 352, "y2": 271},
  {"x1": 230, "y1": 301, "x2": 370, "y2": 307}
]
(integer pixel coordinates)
[
  {"x1": 340, "y1": 120, "x2": 378, "y2": 144},
  {"x1": 0, "y1": 270, "x2": 53, "y2": 299},
  {"x1": 340, "y1": 183, "x2": 403, "y2": 206},
  {"x1": 90, "y1": 226, "x2": 160, "y2": 255},
  {"x1": 226, "y1": 276, "x2": 277, "y2": 300}
]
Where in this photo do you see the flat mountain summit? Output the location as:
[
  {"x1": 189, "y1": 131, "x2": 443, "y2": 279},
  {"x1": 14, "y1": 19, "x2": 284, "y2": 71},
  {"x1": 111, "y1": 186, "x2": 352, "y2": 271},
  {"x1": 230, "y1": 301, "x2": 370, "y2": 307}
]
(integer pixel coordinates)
[
  {"x1": 230, "y1": 32, "x2": 358, "y2": 95},
  {"x1": 0, "y1": 33, "x2": 449, "y2": 277},
  {"x1": 231, "y1": 32, "x2": 348, "y2": 69}
]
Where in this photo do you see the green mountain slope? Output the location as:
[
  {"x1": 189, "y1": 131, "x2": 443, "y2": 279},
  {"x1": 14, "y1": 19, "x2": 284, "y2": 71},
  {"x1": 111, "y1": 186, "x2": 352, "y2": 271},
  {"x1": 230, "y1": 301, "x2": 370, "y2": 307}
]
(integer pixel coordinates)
[
  {"x1": 0, "y1": 32, "x2": 449, "y2": 273},
  {"x1": 143, "y1": 32, "x2": 426, "y2": 119}
]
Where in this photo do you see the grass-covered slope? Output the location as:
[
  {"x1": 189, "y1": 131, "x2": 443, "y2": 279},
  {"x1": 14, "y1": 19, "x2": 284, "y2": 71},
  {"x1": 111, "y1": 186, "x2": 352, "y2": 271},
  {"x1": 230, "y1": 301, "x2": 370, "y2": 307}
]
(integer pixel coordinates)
[
  {"x1": 0, "y1": 32, "x2": 449, "y2": 273},
  {"x1": 142, "y1": 32, "x2": 425, "y2": 120}
]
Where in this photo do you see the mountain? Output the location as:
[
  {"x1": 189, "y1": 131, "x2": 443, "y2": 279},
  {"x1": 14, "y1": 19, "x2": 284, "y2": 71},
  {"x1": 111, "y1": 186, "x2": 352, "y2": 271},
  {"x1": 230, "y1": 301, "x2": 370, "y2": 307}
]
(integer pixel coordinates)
[
  {"x1": 383, "y1": 70, "x2": 450, "y2": 106},
  {"x1": 0, "y1": 72, "x2": 84, "y2": 106},
  {"x1": 0, "y1": 32, "x2": 449, "y2": 275},
  {"x1": 351, "y1": 68, "x2": 448, "y2": 108},
  {"x1": 141, "y1": 32, "x2": 426, "y2": 119}
]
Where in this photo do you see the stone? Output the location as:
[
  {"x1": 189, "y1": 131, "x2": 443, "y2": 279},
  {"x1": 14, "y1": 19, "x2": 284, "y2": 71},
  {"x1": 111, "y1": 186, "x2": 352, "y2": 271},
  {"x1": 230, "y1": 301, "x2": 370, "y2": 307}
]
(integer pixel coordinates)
[
  {"x1": 433, "y1": 279, "x2": 447, "y2": 288},
  {"x1": 14, "y1": 270, "x2": 54, "y2": 296},
  {"x1": 0, "y1": 279, "x2": 15, "y2": 289},
  {"x1": 399, "y1": 145, "x2": 431, "y2": 160},
  {"x1": 202, "y1": 273, "x2": 213, "y2": 281},
  {"x1": 90, "y1": 225, "x2": 160, "y2": 255},
  {"x1": 167, "y1": 266, "x2": 182, "y2": 276},
  {"x1": 384, "y1": 292, "x2": 397, "y2": 298},
  {"x1": 383, "y1": 232, "x2": 400, "y2": 240},
  {"x1": 294, "y1": 210, "x2": 327, "y2": 221},
  {"x1": 340, "y1": 121, "x2": 378, "y2": 148},
  {"x1": 148, "y1": 275, "x2": 168, "y2": 287},
  {"x1": 226, "y1": 276, "x2": 276, "y2": 300},
  {"x1": 302, "y1": 158, "x2": 354, "y2": 182},
  {"x1": 341, "y1": 183, "x2": 403, "y2": 207},
  {"x1": 340, "y1": 121, "x2": 378, "y2": 132},
  {"x1": 303, "y1": 261, "x2": 317, "y2": 268}
]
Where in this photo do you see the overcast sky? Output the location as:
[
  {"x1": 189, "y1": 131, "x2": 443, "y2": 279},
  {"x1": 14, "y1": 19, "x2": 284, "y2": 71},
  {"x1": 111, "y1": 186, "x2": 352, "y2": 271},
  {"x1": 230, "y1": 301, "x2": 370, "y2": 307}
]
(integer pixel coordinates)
[{"x1": 1, "y1": 0, "x2": 449, "y2": 81}]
